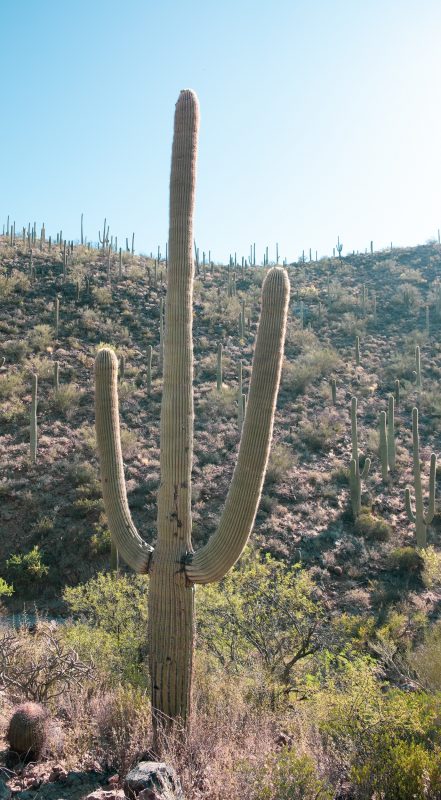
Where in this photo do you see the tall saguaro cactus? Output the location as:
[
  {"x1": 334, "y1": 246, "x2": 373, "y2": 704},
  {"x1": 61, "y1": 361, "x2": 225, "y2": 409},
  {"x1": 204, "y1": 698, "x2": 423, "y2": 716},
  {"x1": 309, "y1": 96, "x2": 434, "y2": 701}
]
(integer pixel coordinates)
[
  {"x1": 404, "y1": 407, "x2": 436, "y2": 548},
  {"x1": 94, "y1": 90, "x2": 289, "y2": 744}
]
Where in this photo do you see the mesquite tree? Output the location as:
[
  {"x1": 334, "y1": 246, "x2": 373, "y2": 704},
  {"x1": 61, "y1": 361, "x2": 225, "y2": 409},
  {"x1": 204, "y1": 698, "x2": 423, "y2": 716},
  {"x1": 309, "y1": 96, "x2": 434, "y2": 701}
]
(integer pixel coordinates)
[{"x1": 94, "y1": 89, "x2": 289, "y2": 744}]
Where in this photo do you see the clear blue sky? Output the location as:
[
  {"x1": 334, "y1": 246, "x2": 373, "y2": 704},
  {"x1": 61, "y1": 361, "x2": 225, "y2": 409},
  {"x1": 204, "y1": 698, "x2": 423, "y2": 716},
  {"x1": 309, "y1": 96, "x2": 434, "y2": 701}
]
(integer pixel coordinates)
[{"x1": 1, "y1": 0, "x2": 440, "y2": 263}]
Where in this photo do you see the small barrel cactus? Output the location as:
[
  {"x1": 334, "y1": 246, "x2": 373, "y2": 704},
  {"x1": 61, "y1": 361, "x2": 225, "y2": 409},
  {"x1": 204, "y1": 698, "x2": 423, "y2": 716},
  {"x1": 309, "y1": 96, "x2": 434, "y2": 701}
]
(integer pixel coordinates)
[{"x1": 7, "y1": 702, "x2": 50, "y2": 758}]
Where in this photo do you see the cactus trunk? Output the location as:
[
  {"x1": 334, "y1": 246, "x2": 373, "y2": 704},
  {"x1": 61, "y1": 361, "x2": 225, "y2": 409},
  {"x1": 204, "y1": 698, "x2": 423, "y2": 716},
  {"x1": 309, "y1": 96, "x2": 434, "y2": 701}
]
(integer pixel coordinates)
[{"x1": 148, "y1": 89, "x2": 198, "y2": 738}]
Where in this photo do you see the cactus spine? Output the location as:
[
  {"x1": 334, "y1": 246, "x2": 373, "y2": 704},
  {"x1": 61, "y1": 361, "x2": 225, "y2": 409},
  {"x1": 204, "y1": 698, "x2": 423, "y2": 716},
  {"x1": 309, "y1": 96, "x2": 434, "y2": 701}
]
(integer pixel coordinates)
[
  {"x1": 404, "y1": 407, "x2": 436, "y2": 548},
  {"x1": 349, "y1": 396, "x2": 370, "y2": 517},
  {"x1": 94, "y1": 90, "x2": 289, "y2": 743},
  {"x1": 30, "y1": 374, "x2": 38, "y2": 463}
]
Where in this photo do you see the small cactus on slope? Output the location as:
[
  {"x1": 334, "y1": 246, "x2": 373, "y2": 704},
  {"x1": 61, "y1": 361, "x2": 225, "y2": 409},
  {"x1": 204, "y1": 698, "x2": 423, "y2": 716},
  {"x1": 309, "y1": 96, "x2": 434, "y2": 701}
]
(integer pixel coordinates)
[
  {"x1": 94, "y1": 90, "x2": 289, "y2": 745},
  {"x1": 404, "y1": 407, "x2": 436, "y2": 548},
  {"x1": 7, "y1": 702, "x2": 50, "y2": 758}
]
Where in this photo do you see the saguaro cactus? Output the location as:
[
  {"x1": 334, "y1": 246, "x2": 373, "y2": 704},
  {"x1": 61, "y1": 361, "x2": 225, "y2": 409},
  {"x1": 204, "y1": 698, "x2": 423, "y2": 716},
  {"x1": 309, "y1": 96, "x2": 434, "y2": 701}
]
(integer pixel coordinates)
[
  {"x1": 404, "y1": 407, "x2": 436, "y2": 548},
  {"x1": 349, "y1": 396, "x2": 370, "y2": 517},
  {"x1": 30, "y1": 374, "x2": 38, "y2": 463},
  {"x1": 95, "y1": 90, "x2": 289, "y2": 744}
]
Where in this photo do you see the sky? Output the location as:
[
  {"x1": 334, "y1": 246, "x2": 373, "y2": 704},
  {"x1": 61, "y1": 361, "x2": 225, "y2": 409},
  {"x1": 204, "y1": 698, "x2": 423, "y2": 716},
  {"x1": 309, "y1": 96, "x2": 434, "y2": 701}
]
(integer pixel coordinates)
[{"x1": 1, "y1": 0, "x2": 441, "y2": 264}]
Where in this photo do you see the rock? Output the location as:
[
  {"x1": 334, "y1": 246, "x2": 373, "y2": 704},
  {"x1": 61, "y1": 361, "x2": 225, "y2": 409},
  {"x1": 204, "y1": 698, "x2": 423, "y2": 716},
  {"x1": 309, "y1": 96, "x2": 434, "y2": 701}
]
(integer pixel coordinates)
[
  {"x1": 85, "y1": 791, "x2": 125, "y2": 800},
  {"x1": 328, "y1": 564, "x2": 343, "y2": 576},
  {"x1": 124, "y1": 762, "x2": 183, "y2": 800},
  {"x1": 0, "y1": 779, "x2": 11, "y2": 800}
]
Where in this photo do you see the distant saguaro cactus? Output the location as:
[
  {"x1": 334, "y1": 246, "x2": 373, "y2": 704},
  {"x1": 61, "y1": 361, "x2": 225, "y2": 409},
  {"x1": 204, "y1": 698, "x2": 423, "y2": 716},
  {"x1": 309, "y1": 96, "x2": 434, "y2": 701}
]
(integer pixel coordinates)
[
  {"x1": 7, "y1": 702, "x2": 49, "y2": 758},
  {"x1": 404, "y1": 407, "x2": 436, "y2": 548},
  {"x1": 30, "y1": 374, "x2": 38, "y2": 463},
  {"x1": 94, "y1": 90, "x2": 289, "y2": 746},
  {"x1": 349, "y1": 396, "x2": 370, "y2": 517}
]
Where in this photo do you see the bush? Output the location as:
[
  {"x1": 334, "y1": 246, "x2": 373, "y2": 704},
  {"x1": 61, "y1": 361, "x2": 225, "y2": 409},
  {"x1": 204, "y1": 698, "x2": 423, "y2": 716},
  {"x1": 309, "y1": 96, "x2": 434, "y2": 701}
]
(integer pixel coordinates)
[
  {"x1": 197, "y1": 549, "x2": 325, "y2": 703},
  {"x1": 283, "y1": 347, "x2": 340, "y2": 396},
  {"x1": 0, "y1": 577, "x2": 13, "y2": 598},
  {"x1": 51, "y1": 383, "x2": 83, "y2": 417},
  {"x1": 28, "y1": 324, "x2": 53, "y2": 352},
  {"x1": 421, "y1": 546, "x2": 441, "y2": 589},
  {"x1": 5, "y1": 546, "x2": 49, "y2": 594},
  {"x1": 355, "y1": 510, "x2": 391, "y2": 541},
  {"x1": 351, "y1": 737, "x2": 441, "y2": 800},
  {"x1": 246, "y1": 748, "x2": 333, "y2": 800},
  {"x1": 62, "y1": 572, "x2": 149, "y2": 684},
  {"x1": 388, "y1": 547, "x2": 424, "y2": 575},
  {"x1": 0, "y1": 372, "x2": 24, "y2": 400}
]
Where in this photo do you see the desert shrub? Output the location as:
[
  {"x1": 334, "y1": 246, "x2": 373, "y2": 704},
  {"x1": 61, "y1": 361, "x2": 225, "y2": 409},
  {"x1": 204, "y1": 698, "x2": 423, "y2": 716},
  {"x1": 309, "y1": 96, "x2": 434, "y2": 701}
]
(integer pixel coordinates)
[
  {"x1": 355, "y1": 510, "x2": 391, "y2": 541},
  {"x1": 2, "y1": 338, "x2": 28, "y2": 362},
  {"x1": 0, "y1": 578, "x2": 13, "y2": 598},
  {"x1": 264, "y1": 443, "x2": 292, "y2": 485},
  {"x1": 283, "y1": 347, "x2": 340, "y2": 396},
  {"x1": 27, "y1": 324, "x2": 53, "y2": 352},
  {"x1": 94, "y1": 684, "x2": 151, "y2": 774},
  {"x1": 351, "y1": 737, "x2": 441, "y2": 800},
  {"x1": 62, "y1": 572, "x2": 149, "y2": 684},
  {"x1": 92, "y1": 286, "x2": 113, "y2": 306},
  {"x1": 388, "y1": 547, "x2": 424, "y2": 575},
  {"x1": 409, "y1": 622, "x2": 441, "y2": 691},
  {"x1": 0, "y1": 622, "x2": 91, "y2": 703},
  {"x1": 199, "y1": 386, "x2": 237, "y2": 417},
  {"x1": 0, "y1": 372, "x2": 24, "y2": 400},
  {"x1": 51, "y1": 383, "x2": 83, "y2": 417},
  {"x1": 5, "y1": 546, "x2": 49, "y2": 594},
  {"x1": 421, "y1": 546, "x2": 441, "y2": 589},
  {"x1": 244, "y1": 748, "x2": 333, "y2": 800},
  {"x1": 298, "y1": 409, "x2": 343, "y2": 452},
  {"x1": 197, "y1": 549, "x2": 325, "y2": 703}
]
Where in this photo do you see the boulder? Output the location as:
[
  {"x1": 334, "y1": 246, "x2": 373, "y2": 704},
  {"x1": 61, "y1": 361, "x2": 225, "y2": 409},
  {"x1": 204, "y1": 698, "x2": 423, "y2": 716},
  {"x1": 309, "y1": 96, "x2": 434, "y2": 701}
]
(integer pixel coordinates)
[{"x1": 124, "y1": 762, "x2": 183, "y2": 800}]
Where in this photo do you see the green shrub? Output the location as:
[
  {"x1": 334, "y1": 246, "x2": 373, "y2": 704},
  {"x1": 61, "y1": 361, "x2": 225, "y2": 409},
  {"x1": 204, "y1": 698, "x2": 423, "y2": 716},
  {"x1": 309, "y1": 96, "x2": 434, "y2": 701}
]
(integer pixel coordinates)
[
  {"x1": 0, "y1": 372, "x2": 24, "y2": 400},
  {"x1": 421, "y1": 546, "x2": 441, "y2": 589},
  {"x1": 283, "y1": 347, "x2": 340, "y2": 396},
  {"x1": 388, "y1": 547, "x2": 424, "y2": 575},
  {"x1": 246, "y1": 748, "x2": 333, "y2": 800},
  {"x1": 62, "y1": 572, "x2": 149, "y2": 684},
  {"x1": 5, "y1": 546, "x2": 49, "y2": 594},
  {"x1": 0, "y1": 578, "x2": 14, "y2": 598},
  {"x1": 28, "y1": 324, "x2": 53, "y2": 352},
  {"x1": 351, "y1": 737, "x2": 441, "y2": 800},
  {"x1": 355, "y1": 510, "x2": 391, "y2": 541},
  {"x1": 51, "y1": 383, "x2": 83, "y2": 417},
  {"x1": 197, "y1": 549, "x2": 325, "y2": 703}
]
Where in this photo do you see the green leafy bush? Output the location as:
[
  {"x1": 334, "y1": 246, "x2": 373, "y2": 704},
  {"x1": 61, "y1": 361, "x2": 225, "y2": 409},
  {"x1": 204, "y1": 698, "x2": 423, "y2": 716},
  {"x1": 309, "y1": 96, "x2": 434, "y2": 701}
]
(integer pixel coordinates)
[
  {"x1": 5, "y1": 546, "x2": 48, "y2": 594},
  {"x1": 62, "y1": 572, "x2": 149, "y2": 685},
  {"x1": 197, "y1": 549, "x2": 325, "y2": 703},
  {"x1": 246, "y1": 748, "x2": 333, "y2": 800}
]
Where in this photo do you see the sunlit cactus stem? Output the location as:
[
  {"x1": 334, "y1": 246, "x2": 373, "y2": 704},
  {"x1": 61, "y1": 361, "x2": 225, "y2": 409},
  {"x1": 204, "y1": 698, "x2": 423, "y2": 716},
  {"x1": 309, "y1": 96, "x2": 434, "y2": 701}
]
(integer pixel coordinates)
[
  {"x1": 415, "y1": 345, "x2": 422, "y2": 390},
  {"x1": 404, "y1": 407, "x2": 436, "y2": 548},
  {"x1": 387, "y1": 394, "x2": 396, "y2": 470},
  {"x1": 94, "y1": 89, "x2": 289, "y2": 749},
  {"x1": 30, "y1": 374, "x2": 38, "y2": 463},
  {"x1": 53, "y1": 361, "x2": 59, "y2": 392},
  {"x1": 331, "y1": 378, "x2": 337, "y2": 406},
  {"x1": 379, "y1": 411, "x2": 389, "y2": 482},
  {"x1": 355, "y1": 335, "x2": 360, "y2": 366},
  {"x1": 146, "y1": 345, "x2": 152, "y2": 394},
  {"x1": 217, "y1": 342, "x2": 223, "y2": 391}
]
